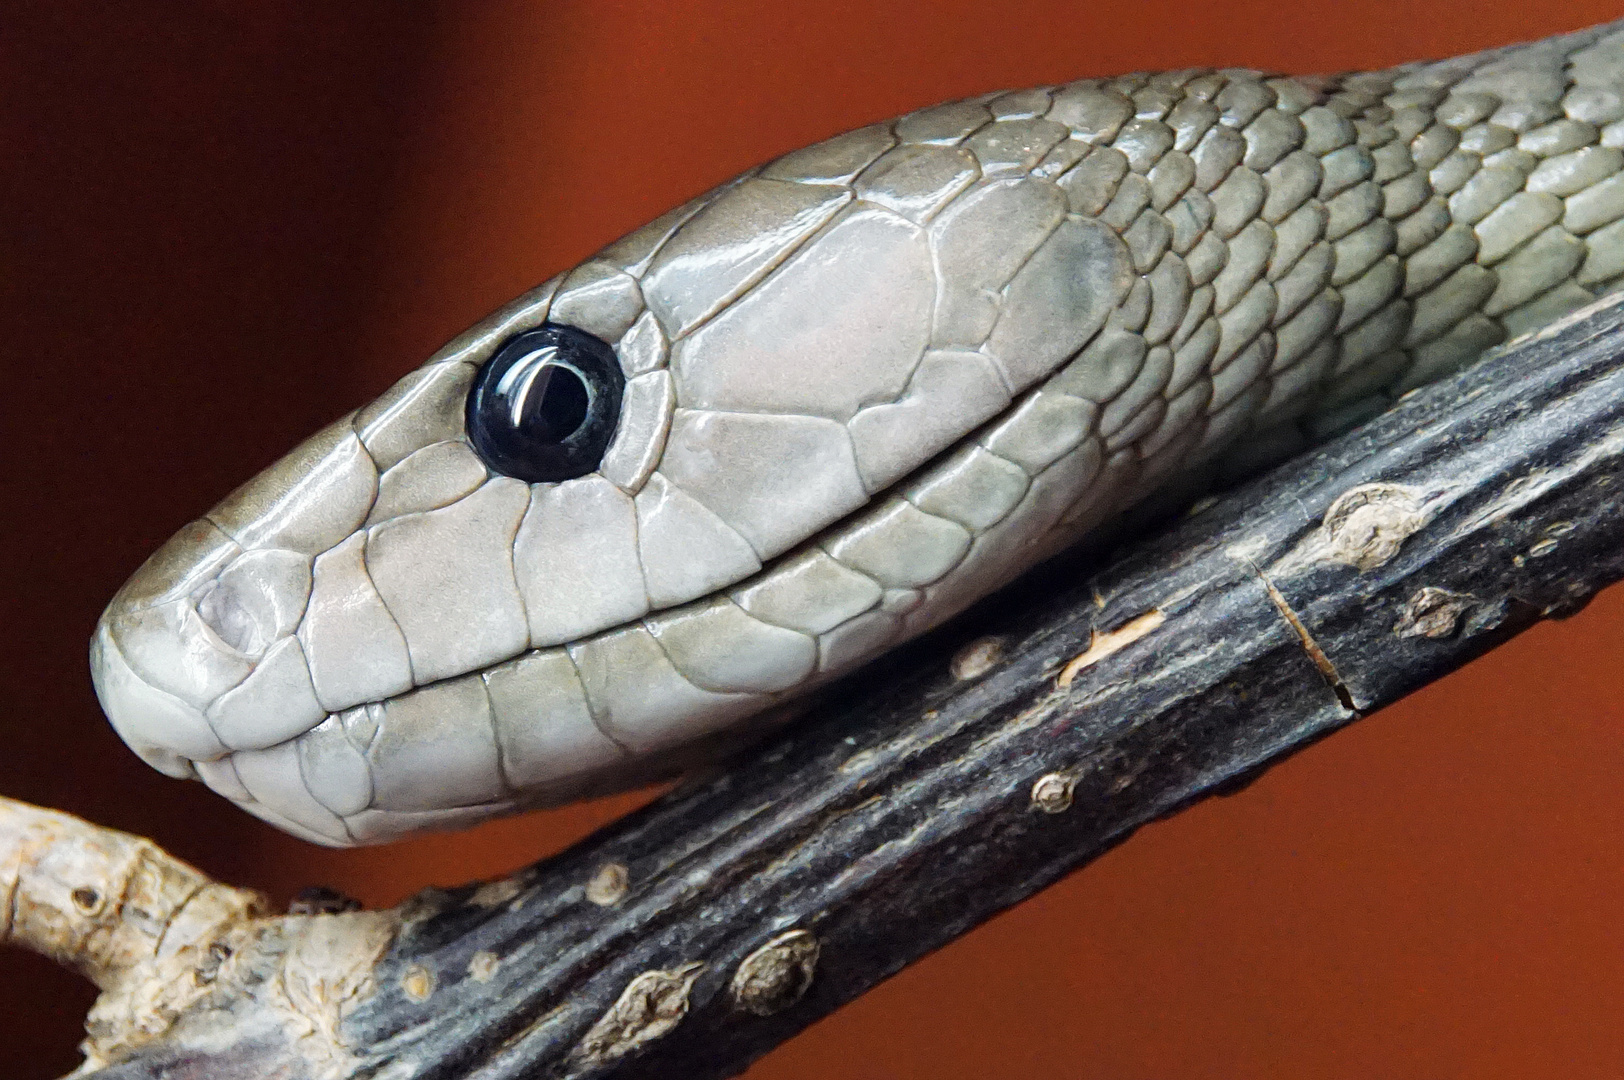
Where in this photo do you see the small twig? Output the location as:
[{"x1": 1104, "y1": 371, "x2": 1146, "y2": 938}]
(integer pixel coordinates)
[{"x1": 0, "y1": 797, "x2": 396, "y2": 1076}]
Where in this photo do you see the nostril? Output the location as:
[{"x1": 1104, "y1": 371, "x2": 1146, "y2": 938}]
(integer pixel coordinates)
[
  {"x1": 196, "y1": 578, "x2": 263, "y2": 654},
  {"x1": 192, "y1": 548, "x2": 314, "y2": 658}
]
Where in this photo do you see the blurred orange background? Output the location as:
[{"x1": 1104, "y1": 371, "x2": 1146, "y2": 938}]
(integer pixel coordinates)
[{"x1": 4, "y1": 2, "x2": 1623, "y2": 1076}]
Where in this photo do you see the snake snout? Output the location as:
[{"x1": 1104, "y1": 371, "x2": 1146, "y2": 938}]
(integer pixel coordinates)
[
  {"x1": 192, "y1": 548, "x2": 311, "y2": 658},
  {"x1": 90, "y1": 523, "x2": 328, "y2": 781}
]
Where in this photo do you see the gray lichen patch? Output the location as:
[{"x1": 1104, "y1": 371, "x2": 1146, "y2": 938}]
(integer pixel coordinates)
[{"x1": 266, "y1": 909, "x2": 399, "y2": 1067}]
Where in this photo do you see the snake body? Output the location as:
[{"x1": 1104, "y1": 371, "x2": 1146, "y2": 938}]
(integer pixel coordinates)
[{"x1": 93, "y1": 22, "x2": 1624, "y2": 845}]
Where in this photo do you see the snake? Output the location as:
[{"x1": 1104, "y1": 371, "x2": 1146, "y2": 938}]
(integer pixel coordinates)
[{"x1": 89, "y1": 21, "x2": 1624, "y2": 846}]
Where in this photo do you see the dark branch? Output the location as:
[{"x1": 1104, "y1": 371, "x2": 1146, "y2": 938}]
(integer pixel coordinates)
[{"x1": 64, "y1": 293, "x2": 1624, "y2": 1079}]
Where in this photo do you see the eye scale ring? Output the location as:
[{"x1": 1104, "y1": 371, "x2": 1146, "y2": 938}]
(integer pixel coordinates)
[{"x1": 466, "y1": 324, "x2": 626, "y2": 483}]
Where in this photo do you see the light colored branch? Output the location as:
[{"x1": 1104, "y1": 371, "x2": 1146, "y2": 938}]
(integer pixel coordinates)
[{"x1": 0, "y1": 797, "x2": 394, "y2": 1076}]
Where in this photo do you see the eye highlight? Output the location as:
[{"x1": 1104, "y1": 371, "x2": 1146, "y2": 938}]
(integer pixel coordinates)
[{"x1": 466, "y1": 324, "x2": 625, "y2": 483}]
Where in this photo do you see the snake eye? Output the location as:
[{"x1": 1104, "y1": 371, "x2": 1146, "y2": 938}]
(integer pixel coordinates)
[{"x1": 466, "y1": 324, "x2": 625, "y2": 483}]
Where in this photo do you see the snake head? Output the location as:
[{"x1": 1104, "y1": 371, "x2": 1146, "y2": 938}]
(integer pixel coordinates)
[{"x1": 92, "y1": 107, "x2": 1133, "y2": 844}]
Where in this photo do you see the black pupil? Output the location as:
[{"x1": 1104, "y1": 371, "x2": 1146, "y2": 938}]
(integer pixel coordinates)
[
  {"x1": 466, "y1": 323, "x2": 625, "y2": 484},
  {"x1": 519, "y1": 361, "x2": 590, "y2": 443}
]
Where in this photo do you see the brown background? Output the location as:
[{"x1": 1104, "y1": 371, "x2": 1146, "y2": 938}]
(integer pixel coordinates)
[{"x1": 4, "y1": 2, "x2": 1623, "y2": 1075}]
